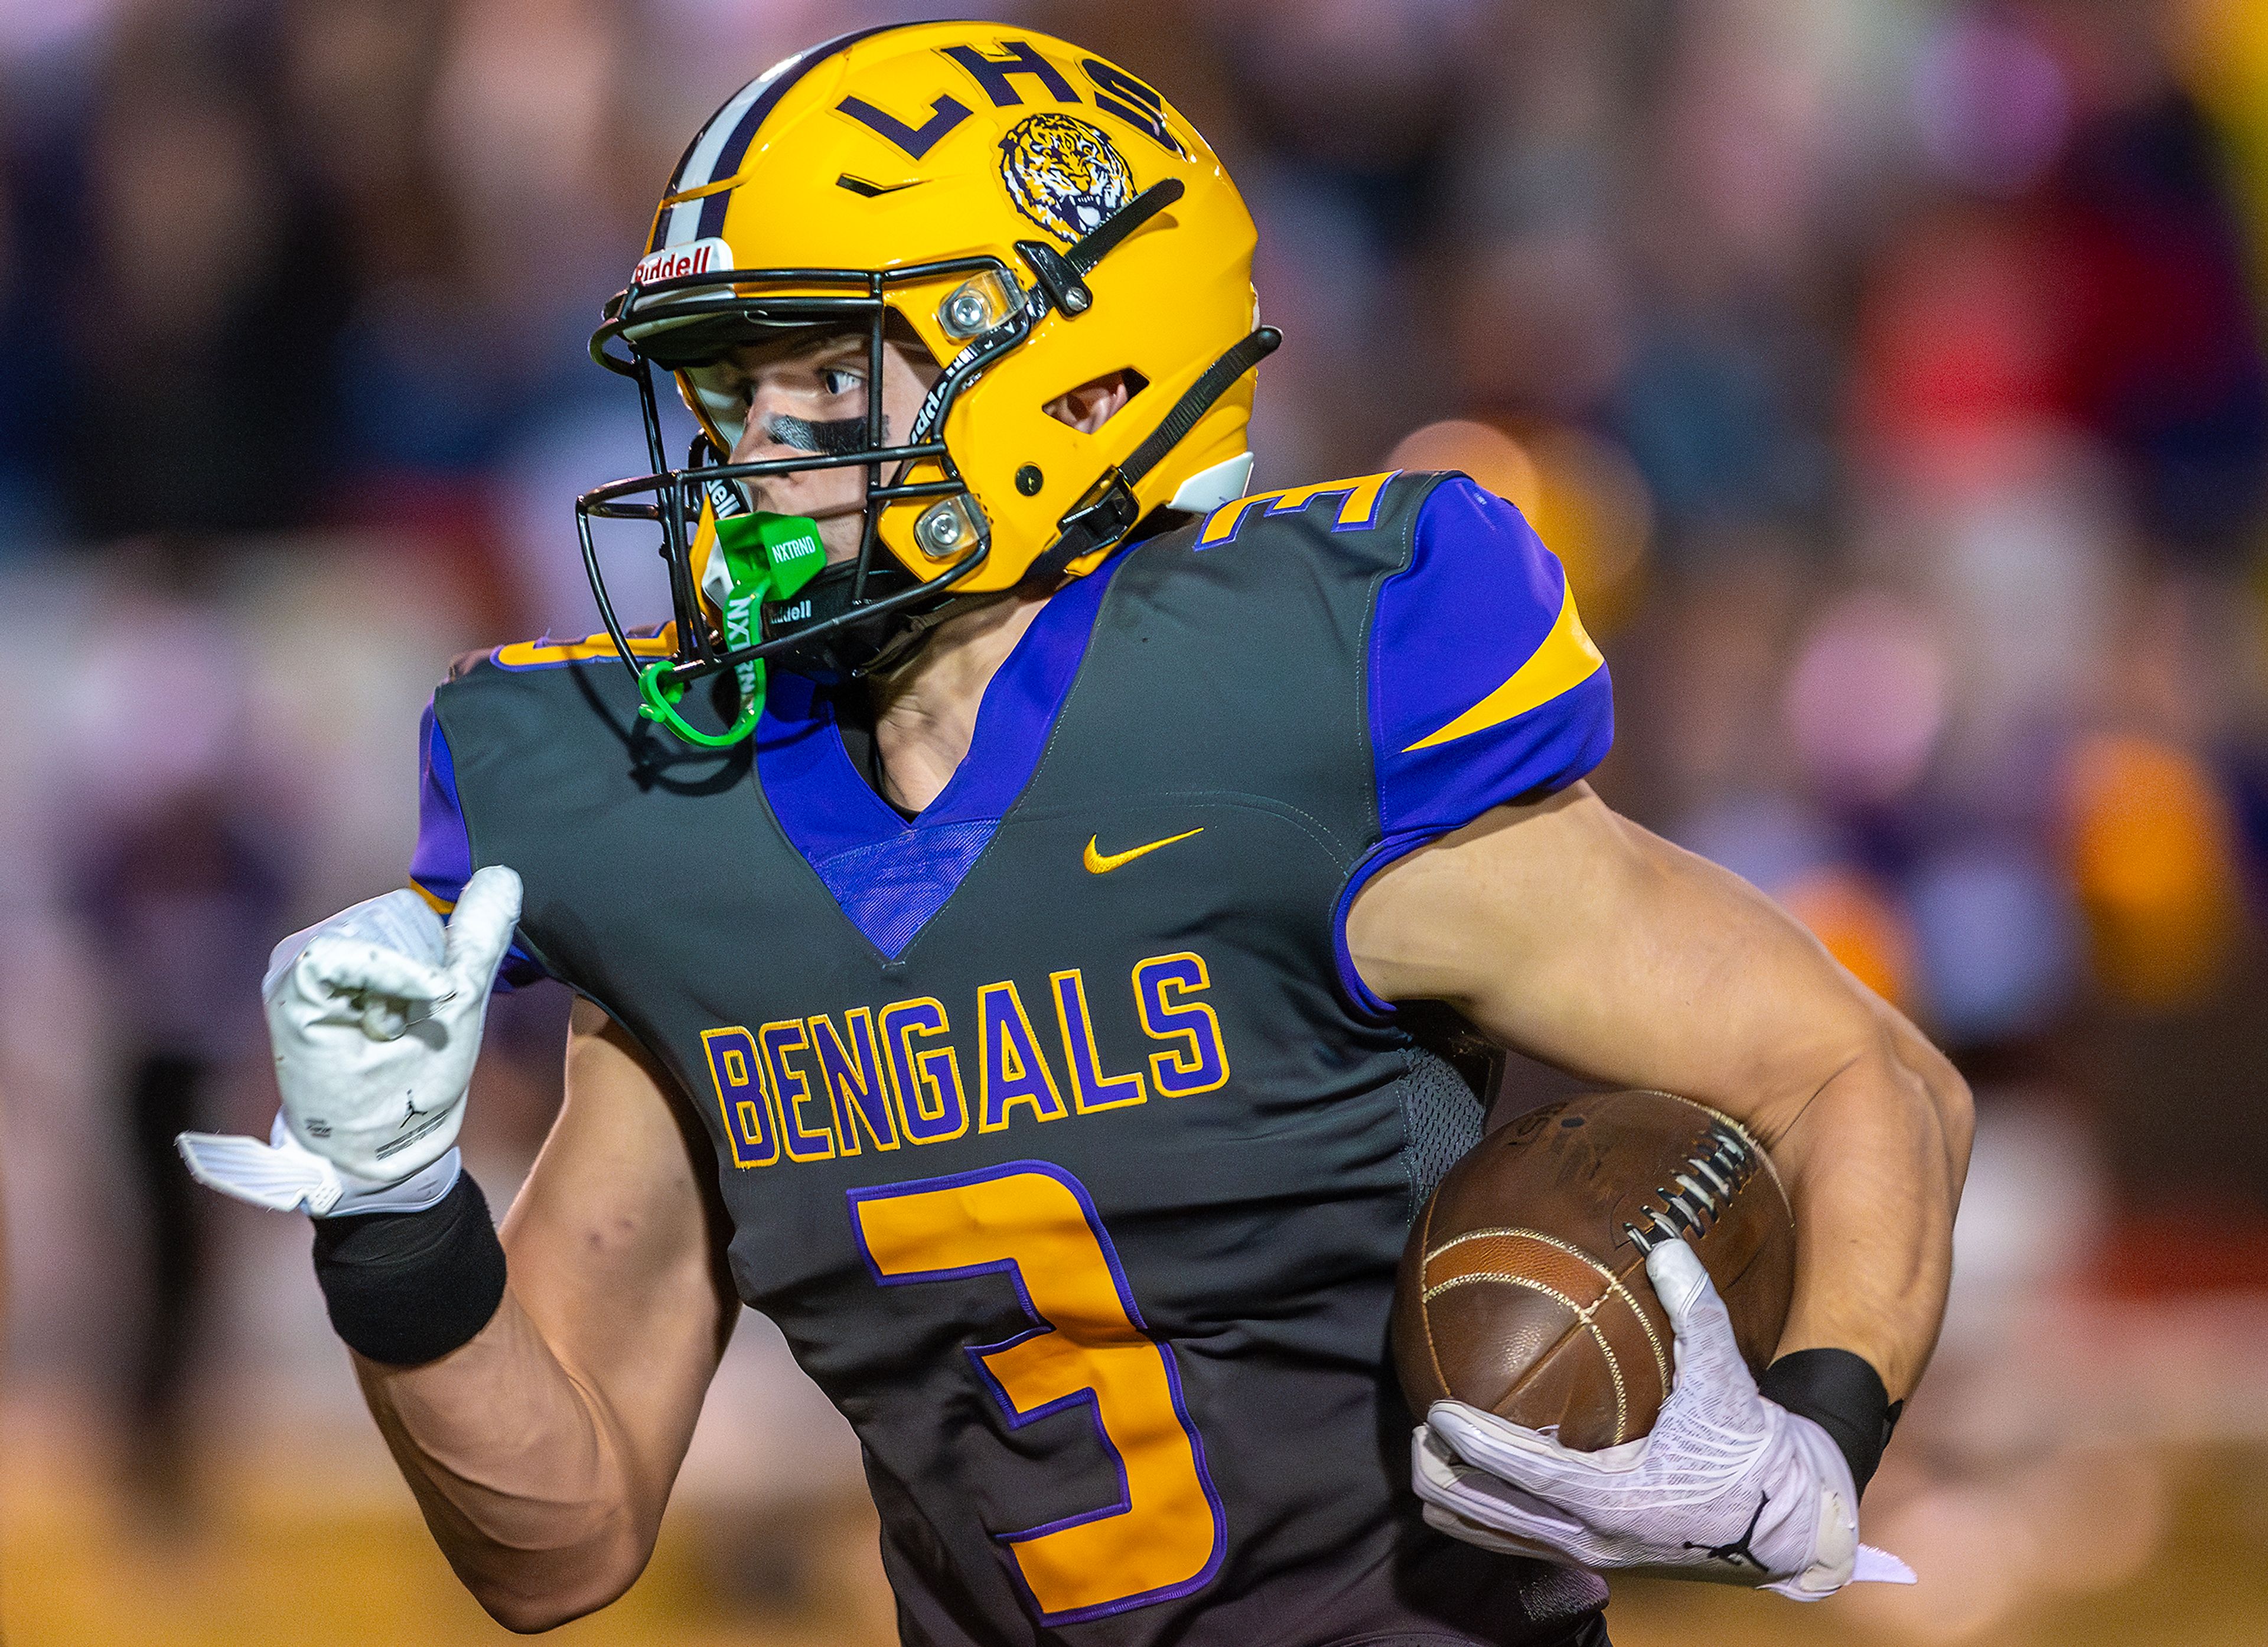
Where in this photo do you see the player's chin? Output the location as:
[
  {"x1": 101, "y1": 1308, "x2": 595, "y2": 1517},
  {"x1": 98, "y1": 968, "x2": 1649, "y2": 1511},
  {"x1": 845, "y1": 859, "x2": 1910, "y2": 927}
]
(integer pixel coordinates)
[
  {"x1": 805, "y1": 507, "x2": 868, "y2": 566},
  {"x1": 747, "y1": 477, "x2": 853, "y2": 531}
]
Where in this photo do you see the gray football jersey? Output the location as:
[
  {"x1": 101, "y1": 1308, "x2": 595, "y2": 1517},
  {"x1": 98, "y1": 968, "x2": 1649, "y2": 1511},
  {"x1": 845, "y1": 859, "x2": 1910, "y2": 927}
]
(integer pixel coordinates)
[{"x1": 412, "y1": 470, "x2": 1614, "y2": 1645}]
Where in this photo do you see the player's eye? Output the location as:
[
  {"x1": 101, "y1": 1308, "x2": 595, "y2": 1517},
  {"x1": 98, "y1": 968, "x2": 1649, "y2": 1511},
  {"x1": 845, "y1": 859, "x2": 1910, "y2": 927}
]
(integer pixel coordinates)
[{"x1": 817, "y1": 366, "x2": 864, "y2": 397}]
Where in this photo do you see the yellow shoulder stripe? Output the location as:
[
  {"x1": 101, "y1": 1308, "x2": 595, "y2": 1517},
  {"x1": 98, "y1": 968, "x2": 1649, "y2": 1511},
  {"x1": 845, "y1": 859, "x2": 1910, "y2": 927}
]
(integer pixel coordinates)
[
  {"x1": 1402, "y1": 579, "x2": 1604, "y2": 752},
  {"x1": 493, "y1": 628, "x2": 676, "y2": 668}
]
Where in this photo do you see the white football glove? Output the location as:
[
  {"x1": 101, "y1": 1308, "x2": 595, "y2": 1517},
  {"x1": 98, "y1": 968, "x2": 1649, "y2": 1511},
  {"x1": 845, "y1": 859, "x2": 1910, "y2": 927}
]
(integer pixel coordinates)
[
  {"x1": 1412, "y1": 1239, "x2": 1915, "y2": 1601},
  {"x1": 177, "y1": 866, "x2": 523, "y2": 1217}
]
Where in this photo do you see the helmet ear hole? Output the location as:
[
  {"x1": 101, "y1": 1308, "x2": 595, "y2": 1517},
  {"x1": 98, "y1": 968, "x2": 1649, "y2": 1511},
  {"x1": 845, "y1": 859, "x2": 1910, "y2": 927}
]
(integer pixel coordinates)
[{"x1": 1043, "y1": 368, "x2": 1146, "y2": 433}]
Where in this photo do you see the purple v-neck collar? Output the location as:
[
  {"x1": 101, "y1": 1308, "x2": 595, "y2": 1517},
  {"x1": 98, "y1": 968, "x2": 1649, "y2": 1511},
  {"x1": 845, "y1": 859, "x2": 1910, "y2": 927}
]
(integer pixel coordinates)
[{"x1": 754, "y1": 549, "x2": 1128, "y2": 957}]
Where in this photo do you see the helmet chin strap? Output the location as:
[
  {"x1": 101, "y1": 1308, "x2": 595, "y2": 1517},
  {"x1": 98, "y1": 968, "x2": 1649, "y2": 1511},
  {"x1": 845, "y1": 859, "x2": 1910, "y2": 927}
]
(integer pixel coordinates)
[
  {"x1": 1019, "y1": 324, "x2": 1283, "y2": 591},
  {"x1": 755, "y1": 555, "x2": 923, "y2": 682},
  {"x1": 754, "y1": 547, "x2": 1007, "y2": 686},
  {"x1": 859, "y1": 588, "x2": 1015, "y2": 681},
  {"x1": 764, "y1": 315, "x2": 1286, "y2": 679}
]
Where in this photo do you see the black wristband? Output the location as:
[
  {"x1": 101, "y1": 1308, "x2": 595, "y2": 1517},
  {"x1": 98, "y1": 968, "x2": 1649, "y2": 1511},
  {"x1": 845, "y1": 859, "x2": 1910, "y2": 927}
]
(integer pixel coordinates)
[
  {"x1": 311, "y1": 1172, "x2": 507, "y2": 1366},
  {"x1": 1757, "y1": 1348, "x2": 1904, "y2": 1497}
]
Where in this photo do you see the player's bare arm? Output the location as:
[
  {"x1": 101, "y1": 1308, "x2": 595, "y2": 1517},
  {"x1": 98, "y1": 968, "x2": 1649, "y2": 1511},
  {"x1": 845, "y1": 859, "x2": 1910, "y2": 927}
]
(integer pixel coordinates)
[
  {"x1": 1352, "y1": 781, "x2": 1965, "y2": 1591},
  {"x1": 354, "y1": 1000, "x2": 737, "y2": 1632},
  {"x1": 178, "y1": 879, "x2": 738, "y2": 1634},
  {"x1": 1347, "y1": 781, "x2": 1972, "y2": 1401}
]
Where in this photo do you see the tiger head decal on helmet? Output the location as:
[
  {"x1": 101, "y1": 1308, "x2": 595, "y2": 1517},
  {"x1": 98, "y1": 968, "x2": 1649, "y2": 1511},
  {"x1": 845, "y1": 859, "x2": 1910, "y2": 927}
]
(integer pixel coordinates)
[
  {"x1": 575, "y1": 22, "x2": 1276, "y2": 746},
  {"x1": 999, "y1": 113, "x2": 1135, "y2": 243}
]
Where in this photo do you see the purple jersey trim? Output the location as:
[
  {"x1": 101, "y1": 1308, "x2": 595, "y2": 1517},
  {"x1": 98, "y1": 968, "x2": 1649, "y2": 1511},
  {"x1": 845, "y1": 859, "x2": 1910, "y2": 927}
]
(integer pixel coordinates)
[
  {"x1": 1335, "y1": 477, "x2": 1615, "y2": 1016},
  {"x1": 756, "y1": 548, "x2": 1130, "y2": 958},
  {"x1": 412, "y1": 700, "x2": 472, "y2": 904},
  {"x1": 412, "y1": 700, "x2": 546, "y2": 985}
]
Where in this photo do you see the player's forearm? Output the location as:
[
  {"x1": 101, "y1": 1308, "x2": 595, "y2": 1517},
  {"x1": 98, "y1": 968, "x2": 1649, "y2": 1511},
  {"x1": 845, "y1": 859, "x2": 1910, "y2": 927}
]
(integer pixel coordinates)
[
  {"x1": 1765, "y1": 1017, "x2": 1972, "y2": 1400},
  {"x1": 355, "y1": 1287, "x2": 652, "y2": 1632}
]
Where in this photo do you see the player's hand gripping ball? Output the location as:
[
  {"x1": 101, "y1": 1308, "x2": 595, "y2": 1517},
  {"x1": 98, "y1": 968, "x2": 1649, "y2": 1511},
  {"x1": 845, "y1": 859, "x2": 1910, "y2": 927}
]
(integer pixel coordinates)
[
  {"x1": 1415, "y1": 1241, "x2": 1914, "y2": 1597},
  {"x1": 178, "y1": 866, "x2": 523, "y2": 1217},
  {"x1": 1396, "y1": 1091, "x2": 1912, "y2": 1596}
]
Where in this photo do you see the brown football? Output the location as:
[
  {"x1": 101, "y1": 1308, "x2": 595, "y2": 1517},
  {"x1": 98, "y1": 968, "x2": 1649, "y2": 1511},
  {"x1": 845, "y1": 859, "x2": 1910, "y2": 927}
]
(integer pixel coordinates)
[{"x1": 1393, "y1": 1089, "x2": 1794, "y2": 1452}]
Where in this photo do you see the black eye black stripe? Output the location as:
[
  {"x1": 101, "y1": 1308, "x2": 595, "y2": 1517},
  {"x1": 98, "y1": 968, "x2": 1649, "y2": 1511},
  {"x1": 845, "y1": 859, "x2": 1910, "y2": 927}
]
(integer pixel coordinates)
[{"x1": 767, "y1": 414, "x2": 880, "y2": 458}]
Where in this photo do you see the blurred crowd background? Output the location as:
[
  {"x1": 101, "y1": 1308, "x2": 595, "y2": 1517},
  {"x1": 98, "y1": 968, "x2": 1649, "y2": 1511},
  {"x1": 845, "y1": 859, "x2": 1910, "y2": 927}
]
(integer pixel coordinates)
[{"x1": 4, "y1": 0, "x2": 2268, "y2": 1643}]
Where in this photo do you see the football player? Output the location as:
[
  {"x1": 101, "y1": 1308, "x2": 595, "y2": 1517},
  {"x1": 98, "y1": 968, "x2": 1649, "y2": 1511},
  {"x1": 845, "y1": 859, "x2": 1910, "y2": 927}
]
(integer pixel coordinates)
[{"x1": 180, "y1": 24, "x2": 1969, "y2": 1645}]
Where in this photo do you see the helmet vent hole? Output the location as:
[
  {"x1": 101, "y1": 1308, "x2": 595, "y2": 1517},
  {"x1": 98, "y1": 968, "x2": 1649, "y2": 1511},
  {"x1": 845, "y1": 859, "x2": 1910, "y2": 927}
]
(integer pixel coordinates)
[
  {"x1": 1016, "y1": 465, "x2": 1044, "y2": 496},
  {"x1": 1040, "y1": 368, "x2": 1149, "y2": 433}
]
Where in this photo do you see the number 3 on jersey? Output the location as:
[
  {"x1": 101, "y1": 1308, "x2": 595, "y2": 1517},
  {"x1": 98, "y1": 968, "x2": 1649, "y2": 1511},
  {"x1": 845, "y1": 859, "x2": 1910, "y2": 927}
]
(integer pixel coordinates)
[{"x1": 849, "y1": 1163, "x2": 1226, "y2": 1622}]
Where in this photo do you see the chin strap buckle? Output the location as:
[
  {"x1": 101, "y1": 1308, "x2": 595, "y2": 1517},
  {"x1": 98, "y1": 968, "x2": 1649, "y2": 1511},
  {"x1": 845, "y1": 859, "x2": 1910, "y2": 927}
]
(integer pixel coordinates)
[
  {"x1": 1025, "y1": 468, "x2": 1140, "y2": 589},
  {"x1": 1015, "y1": 324, "x2": 1284, "y2": 593},
  {"x1": 1015, "y1": 239, "x2": 1093, "y2": 316},
  {"x1": 1015, "y1": 178, "x2": 1189, "y2": 321}
]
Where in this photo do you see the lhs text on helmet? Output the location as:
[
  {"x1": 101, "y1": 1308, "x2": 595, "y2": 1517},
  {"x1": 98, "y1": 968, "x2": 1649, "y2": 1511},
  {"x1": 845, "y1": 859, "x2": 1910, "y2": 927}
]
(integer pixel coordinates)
[{"x1": 999, "y1": 113, "x2": 1135, "y2": 243}]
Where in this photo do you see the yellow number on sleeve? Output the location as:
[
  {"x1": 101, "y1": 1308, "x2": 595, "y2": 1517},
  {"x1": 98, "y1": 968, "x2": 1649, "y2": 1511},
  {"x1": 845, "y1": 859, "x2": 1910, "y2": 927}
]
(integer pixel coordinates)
[{"x1": 848, "y1": 1163, "x2": 1224, "y2": 1623}]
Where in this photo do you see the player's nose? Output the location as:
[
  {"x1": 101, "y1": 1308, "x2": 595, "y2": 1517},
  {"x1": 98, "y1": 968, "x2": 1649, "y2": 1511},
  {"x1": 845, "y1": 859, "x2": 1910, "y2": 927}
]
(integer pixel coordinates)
[{"x1": 731, "y1": 396, "x2": 799, "y2": 465}]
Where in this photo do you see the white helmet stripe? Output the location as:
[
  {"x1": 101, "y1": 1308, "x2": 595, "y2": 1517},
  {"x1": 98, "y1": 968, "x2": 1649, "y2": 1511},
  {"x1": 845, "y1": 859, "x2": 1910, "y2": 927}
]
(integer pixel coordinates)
[
  {"x1": 654, "y1": 67, "x2": 781, "y2": 251},
  {"x1": 649, "y1": 24, "x2": 911, "y2": 255}
]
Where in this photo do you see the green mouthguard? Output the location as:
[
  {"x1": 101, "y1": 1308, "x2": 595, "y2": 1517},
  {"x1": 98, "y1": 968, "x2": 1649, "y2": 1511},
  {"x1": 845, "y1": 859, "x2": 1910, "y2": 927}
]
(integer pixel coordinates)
[{"x1": 637, "y1": 511, "x2": 827, "y2": 748}]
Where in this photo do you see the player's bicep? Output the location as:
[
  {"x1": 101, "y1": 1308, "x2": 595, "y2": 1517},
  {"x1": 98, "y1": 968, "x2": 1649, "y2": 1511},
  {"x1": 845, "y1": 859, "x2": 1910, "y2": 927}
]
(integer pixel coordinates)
[
  {"x1": 1348, "y1": 785, "x2": 1887, "y2": 1120},
  {"x1": 500, "y1": 999, "x2": 738, "y2": 1483}
]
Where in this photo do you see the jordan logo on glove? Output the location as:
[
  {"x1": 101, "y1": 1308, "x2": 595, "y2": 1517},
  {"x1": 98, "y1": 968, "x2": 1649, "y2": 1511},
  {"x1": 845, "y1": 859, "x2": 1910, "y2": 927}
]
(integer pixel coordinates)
[{"x1": 1683, "y1": 1492, "x2": 1770, "y2": 1570}]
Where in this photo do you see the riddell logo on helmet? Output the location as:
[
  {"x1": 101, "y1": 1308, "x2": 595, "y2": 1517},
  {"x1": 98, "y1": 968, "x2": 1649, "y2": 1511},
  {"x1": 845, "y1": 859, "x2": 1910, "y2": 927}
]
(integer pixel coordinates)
[{"x1": 634, "y1": 238, "x2": 733, "y2": 287}]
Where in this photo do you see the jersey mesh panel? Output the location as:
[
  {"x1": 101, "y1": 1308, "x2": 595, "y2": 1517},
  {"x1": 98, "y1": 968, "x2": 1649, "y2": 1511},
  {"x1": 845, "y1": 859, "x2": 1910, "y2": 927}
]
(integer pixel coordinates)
[
  {"x1": 813, "y1": 820, "x2": 1001, "y2": 958},
  {"x1": 1399, "y1": 1045, "x2": 1484, "y2": 1217}
]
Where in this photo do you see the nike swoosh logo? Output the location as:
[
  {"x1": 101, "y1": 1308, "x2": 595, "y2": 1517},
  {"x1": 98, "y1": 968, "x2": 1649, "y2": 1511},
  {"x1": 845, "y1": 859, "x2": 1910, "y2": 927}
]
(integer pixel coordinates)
[{"x1": 1083, "y1": 827, "x2": 1204, "y2": 875}]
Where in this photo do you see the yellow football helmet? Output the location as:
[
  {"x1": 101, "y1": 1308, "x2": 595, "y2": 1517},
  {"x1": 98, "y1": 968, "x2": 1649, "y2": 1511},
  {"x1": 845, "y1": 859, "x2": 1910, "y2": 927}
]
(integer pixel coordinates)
[{"x1": 576, "y1": 21, "x2": 1274, "y2": 731}]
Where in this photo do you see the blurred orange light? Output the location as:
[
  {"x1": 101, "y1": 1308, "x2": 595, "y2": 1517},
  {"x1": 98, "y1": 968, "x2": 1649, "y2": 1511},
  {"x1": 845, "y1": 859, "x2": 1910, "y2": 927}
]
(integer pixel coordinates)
[
  {"x1": 1778, "y1": 866, "x2": 1917, "y2": 1011},
  {"x1": 2061, "y1": 732, "x2": 2241, "y2": 1007},
  {"x1": 1387, "y1": 418, "x2": 1540, "y2": 507},
  {"x1": 1387, "y1": 419, "x2": 1652, "y2": 632}
]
